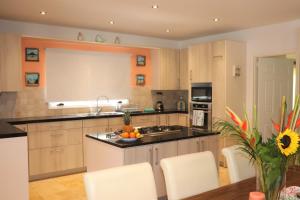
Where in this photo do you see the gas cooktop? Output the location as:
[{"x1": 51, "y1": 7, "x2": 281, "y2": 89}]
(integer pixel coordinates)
[{"x1": 138, "y1": 125, "x2": 184, "y2": 135}]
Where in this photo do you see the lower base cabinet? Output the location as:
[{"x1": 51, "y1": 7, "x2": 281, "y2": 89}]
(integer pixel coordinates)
[
  {"x1": 29, "y1": 144, "x2": 83, "y2": 178},
  {"x1": 86, "y1": 135, "x2": 218, "y2": 198}
]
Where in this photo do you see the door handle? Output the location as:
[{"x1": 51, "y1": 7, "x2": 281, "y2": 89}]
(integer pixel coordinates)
[{"x1": 155, "y1": 148, "x2": 159, "y2": 165}]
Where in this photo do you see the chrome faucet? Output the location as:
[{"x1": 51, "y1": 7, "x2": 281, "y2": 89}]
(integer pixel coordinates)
[{"x1": 96, "y1": 96, "x2": 109, "y2": 115}]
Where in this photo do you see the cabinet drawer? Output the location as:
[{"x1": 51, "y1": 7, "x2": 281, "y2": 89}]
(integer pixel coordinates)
[
  {"x1": 28, "y1": 121, "x2": 82, "y2": 132},
  {"x1": 29, "y1": 144, "x2": 83, "y2": 176},
  {"x1": 83, "y1": 119, "x2": 109, "y2": 128},
  {"x1": 109, "y1": 117, "x2": 123, "y2": 126},
  {"x1": 28, "y1": 128, "x2": 82, "y2": 149},
  {"x1": 132, "y1": 115, "x2": 156, "y2": 124}
]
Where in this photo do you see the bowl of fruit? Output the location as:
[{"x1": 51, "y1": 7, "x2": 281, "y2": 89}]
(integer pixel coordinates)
[{"x1": 119, "y1": 112, "x2": 143, "y2": 142}]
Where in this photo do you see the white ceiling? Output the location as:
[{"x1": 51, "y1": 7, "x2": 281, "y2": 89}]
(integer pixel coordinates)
[{"x1": 0, "y1": 0, "x2": 300, "y2": 40}]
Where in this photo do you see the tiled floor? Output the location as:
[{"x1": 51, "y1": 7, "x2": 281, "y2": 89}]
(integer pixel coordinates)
[{"x1": 29, "y1": 167, "x2": 230, "y2": 200}]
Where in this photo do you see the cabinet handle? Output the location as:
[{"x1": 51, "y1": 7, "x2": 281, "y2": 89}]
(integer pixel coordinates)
[
  {"x1": 51, "y1": 133, "x2": 63, "y2": 136},
  {"x1": 201, "y1": 141, "x2": 205, "y2": 151},
  {"x1": 155, "y1": 148, "x2": 159, "y2": 165},
  {"x1": 167, "y1": 116, "x2": 170, "y2": 125},
  {"x1": 149, "y1": 148, "x2": 153, "y2": 166},
  {"x1": 197, "y1": 141, "x2": 200, "y2": 152}
]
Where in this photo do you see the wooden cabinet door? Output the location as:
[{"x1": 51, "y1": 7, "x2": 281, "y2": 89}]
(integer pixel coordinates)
[
  {"x1": 57, "y1": 144, "x2": 84, "y2": 171},
  {"x1": 124, "y1": 144, "x2": 153, "y2": 165},
  {"x1": 132, "y1": 115, "x2": 157, "y2": 127},
  {"x1": 153, "y1": 48, "x2": 180, "y2": 90},
  {"x1": 178, "y1": 114, "x2": 189, "y2": 126},
  {"x1": 177, "y1": 138, "x2": 200, "y2": 155},
  {"x1": 189, "y1": 43, "x2": 212, "y2": 83},
  {"x1": 108, "y1": 117, "x2": 123, "y2": 132},
  {"x1": 167, "y1": 114, "x2": 179, "y2": 126},
  {"x1": 0, "y1": 33, "x2": 21, "y2": 92},
  {"x1": 157, "y1": 114, "x2": 168, "y2": 126},
  {"x1": 152, "y1": 141, "x2": 178, "y2": 197},
  {"x1": 180, "y1": 48, "x2": 189, "y2": 90},
  {"x1": 200, "y1": 135, "x2": 219, "y2": 166}
]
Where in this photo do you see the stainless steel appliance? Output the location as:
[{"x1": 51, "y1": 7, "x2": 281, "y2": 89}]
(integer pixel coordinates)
[
  {"x1": 190, "y1": 102, "x2": 212, "y2": 130},
  {"x1": 191, "y1": 82, "x2": 212, "y2": 102}
]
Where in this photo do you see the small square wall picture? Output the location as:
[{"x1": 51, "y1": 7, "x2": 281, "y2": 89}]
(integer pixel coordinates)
[
  {"x1": 136, "y1": 55, "x2": 146, "y2": 66},
  {"x1": 25, "y1": 48, "x2": 39, "y2": 62},
  {"x1": 25, "y1": 72, "x2": 40, "y2": 87},
  {"x1": 136, "y1": 74, "x2": 145, "y2": 86}
]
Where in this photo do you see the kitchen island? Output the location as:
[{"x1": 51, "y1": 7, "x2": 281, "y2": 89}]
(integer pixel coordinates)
[{"x1": 85, "y1": 126, "x2": 219, "y2": 198}]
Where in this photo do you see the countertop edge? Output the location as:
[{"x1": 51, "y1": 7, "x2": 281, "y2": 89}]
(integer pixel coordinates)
[
  {"x1": 5, "y1": 110, "x2": 189, "y2": 125},
  {"x1": 86, "y1": 132, "x2": 219, "y2": 148}
]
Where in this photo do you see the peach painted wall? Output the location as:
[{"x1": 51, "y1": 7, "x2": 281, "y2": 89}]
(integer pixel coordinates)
[{"x1": 21, "y1": 37, "x2": 152, "y2": 88}]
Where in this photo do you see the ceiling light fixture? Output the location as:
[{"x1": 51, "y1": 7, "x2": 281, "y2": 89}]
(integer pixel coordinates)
[
  {"x1": 109, "y1": 20, "x2": 114, "y2": 25},
  {"x1": 40, "y1": 11, "x2": 47, "y2": 15},
  {"x1": 213, "y1": 18, "x2": 220, "y2": 22},
  {"x1": 152, "y1": 4, "x2": 159, "y2": 9},
  {"x1": 166, "y1": 29, "x2": 170, "y2": 33}
]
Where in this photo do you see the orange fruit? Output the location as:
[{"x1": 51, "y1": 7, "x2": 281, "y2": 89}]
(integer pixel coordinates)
[
  {"x1": 129, "y1": 132, "x2": 136, "y2": 138},
  {"x1": 121, "y1": 132, "x2": 129, "y2": 138},
  {"x1": 123, "y1": 125, "x2": 134, "y2": 133}
]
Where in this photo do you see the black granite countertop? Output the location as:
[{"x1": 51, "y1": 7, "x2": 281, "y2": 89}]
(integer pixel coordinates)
[
  {"x1": 86, "y1": 126, "x2": 219, "y2": 148},
  {"x1": 0, "y1": 121, "x2": 27, "y2": 139},
  {"x1": 5, "y1": 110, "x2": 188, "y2": 125},
  {"x1": 0, "y1": 110, "x2": 188, "y2": 139}
]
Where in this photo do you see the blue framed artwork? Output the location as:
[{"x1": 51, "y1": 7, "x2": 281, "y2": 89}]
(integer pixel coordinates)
[
  {"x1": 25, "y1": 48, "x2": 39, "y2": 62},
  {"x1": 25, "y1": 72, "x2": 40, "y2": 87},
  {"x1": 136, "y1": 55, "x2": 146, "y2": 66},
  {"x1": 136, "y1": 74, "x2": 145, "y2": 86}
]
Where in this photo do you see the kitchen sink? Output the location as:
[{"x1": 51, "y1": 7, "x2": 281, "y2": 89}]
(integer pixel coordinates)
[
  {"x1": 138, "y1": 126, "x2": 183, "y2": 137},
  {"x1": 77, "y1": 112, "x2": 123, "y2": 117}
]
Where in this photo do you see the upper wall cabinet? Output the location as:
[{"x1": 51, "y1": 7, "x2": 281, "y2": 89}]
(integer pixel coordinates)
[
  {"x1": 179, "y1": 48, "x2": 189, "y2": 90},
  {"x1": 188, "y1": 43, "x2": 212, "y2": 83},
  {"x1": 0, "y1": 33, "x2": 22, "y2": 92},
  {"x1": 152, "y1": 48, "x2": 180, "y2": 90}
]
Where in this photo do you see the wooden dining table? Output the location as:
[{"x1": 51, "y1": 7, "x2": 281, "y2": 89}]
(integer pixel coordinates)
[{"x1": 184, "y1": 167, "x2": 300, "y2": 200}]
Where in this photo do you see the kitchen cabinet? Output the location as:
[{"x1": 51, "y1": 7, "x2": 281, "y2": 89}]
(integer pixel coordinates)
[
  {"x1": 211, "y1": 40, "x2": 246, "y2": 166},
  {"x1": 152, "y1": 48, "x2": 180, "y2": 90},
  {"x1": 124, "y1": 142, "x2": 179, "y2": 197},
  {"x1": 180, "y1": 48, "x2": 189, "y2": 90},
  {"x1": 27, "y1": 120, "x2": 84, "y2": 180},
  {"x1": 188, "y1": 42, "x2": 212, "y2": 83},
  {"x1": 157, "y1": 113, "x2": 179, "y2": 126},
  {"x1": 0, "y1": 33, "x2": 22, "y2": 92},
  {"x1": 178, "y1": 114, "x2": 189, "y2": 126},
  {"x1": 178, "y1": 135, "x2": 219, "y2": 166},
  {"x1": 131, "y1": 115, "x2": 157, "y2": 127}
]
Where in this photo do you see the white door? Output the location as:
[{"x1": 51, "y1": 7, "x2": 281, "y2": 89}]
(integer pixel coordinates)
[{"x1": 257, "y1": 57, "x2": 294, "y2": 140}]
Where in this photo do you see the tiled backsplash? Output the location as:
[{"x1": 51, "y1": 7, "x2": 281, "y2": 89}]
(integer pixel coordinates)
[
  {"x1": 152, "y1": 90, "x2": 188, "y2": 110},
  {"x1": 0, "y1": 88, "x2": 188, "y2": 118}
]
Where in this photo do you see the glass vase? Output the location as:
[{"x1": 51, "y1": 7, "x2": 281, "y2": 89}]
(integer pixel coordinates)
[{"x1": 256, "y1": 160, "x2": 287, "y2": 200}]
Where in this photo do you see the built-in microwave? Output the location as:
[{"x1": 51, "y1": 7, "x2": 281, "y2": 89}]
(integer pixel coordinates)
[{"x1": 191, "y1": 82, "x2": 212, "y2": 102}]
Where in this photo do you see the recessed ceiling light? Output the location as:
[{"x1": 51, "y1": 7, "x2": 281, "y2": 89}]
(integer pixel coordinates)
[
  {"x1": 152, "y1": 4, "x2": 159, "y2": 9},
  {"x1": 213, "y1": 18, "x2": 220, "y2": 22},
  {"x1": 40, "y1": 11, "x2": 47, "y2": 15},
  {"x1": 109, "y1": 20, "x2": 114, "y2": 25},
  {"x1": 166, "y1": 29, "x2": 170, "y2": 33}
]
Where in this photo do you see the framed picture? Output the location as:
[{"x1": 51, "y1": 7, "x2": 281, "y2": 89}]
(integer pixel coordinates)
[
  {"x1": 136, "y1": 74, "x2": 145, "y2": 86},
  {"x1": 136, "y1": 55, "x2": 146, "y2": 66},
  {"x1": 25, "y1": 72, "x2": 40, "y2": 87},
  {"x1": 25, "y1": 48, "x2": 39, "y2": 62}
]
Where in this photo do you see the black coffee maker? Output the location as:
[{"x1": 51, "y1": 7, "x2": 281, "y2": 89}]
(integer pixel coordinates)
[
  {"x1": 155, "y1": 101, "x2": 164, "y2": 112},
  {"x1": 155, "y1": 92, "x2": 164, "y2": 112}
]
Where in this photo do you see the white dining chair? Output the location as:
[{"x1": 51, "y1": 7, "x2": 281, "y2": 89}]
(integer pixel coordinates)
[
  {"x1": 84, "y1": 162, "x2": 157, "y2": 200},
  {"x1": 222, "y1": 145, "x2": 255, "y2": 183},
  {"x1": 160, "y1": 151, "x2": 219, "y2": 200}
]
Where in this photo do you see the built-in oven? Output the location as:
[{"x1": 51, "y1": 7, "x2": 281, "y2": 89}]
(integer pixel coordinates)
[
  {"x1": 191, "y1": 82, "x2": 212, "y2": 102},
  {"x1": 190, "y1": 102, "x2": 212, "y2": 130}
]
